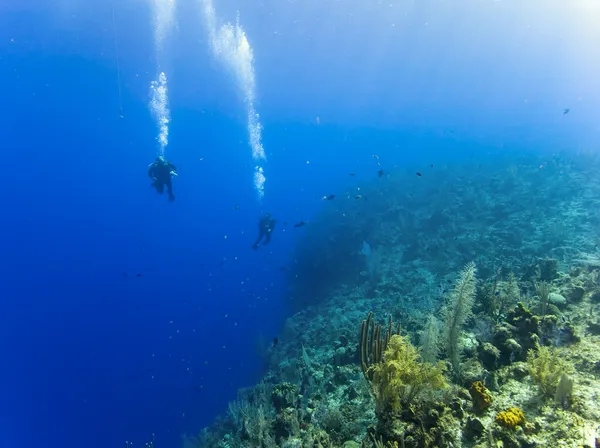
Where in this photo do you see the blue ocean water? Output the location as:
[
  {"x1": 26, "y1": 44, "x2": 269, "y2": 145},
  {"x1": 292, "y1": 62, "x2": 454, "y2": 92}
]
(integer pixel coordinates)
[{"x1": 0, "y1": 1, "x2": 598, "y2": 447}]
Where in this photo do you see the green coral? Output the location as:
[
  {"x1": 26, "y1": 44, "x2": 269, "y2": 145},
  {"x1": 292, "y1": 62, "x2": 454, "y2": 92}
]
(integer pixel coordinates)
[
  {"x1": 368, "y1": 334, "x2": 447, "y2": 413},
  {"x1": 526, "y1": 344, "x2": 573, "y2": 397}
]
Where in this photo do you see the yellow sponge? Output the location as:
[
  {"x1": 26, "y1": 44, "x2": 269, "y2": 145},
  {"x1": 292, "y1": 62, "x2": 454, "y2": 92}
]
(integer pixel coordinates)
[{"x1": 495, "y1": 407, "x2": 525, "y2": 428}]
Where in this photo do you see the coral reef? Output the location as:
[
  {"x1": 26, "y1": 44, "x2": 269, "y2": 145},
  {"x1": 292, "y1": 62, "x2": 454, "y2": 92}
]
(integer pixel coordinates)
[{"x1": 189, "y1": 155, "x2": 600, "y2": 448}]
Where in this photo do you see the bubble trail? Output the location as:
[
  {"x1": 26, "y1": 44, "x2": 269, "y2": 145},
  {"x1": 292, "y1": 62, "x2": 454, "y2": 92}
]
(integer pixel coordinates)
[
  {"x1": 200, "y1": 0, "x2": 267, "y2": 198},
  {"x1": 149, "y1": 72, "x2": 170, "y2": 155},
  {"x1": 151, "y1": 0, "x2": 176, "y2": 61},
  {"x1": 149, "y1": 0, "x2": 176, "y2": 155}
]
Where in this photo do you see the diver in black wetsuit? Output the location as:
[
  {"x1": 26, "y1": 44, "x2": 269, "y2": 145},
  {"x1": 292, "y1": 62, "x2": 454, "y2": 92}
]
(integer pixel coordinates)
[
  {"x1": 148, "y1": 156, "x2": 177, "y2": 201},
  {"x1": 252, "y1": 213, "x2": 276, "y2": 249}
]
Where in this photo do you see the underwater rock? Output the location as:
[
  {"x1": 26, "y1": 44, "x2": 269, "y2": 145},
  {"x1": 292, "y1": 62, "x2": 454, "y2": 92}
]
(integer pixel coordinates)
[
  {"x1": 448, "y1": 397, "x2": 464, "y2": 419},
  {"x1": 492, "y1": 326, "x2": 525, "y2": 365},
  {"x1": 509, "y1": 362, "x2": 529, "y2": 380},
  {"x1": 539, "y1": 258, "x2": 559, "y2": 281},
  {"x1": 465, "y1": 415, "x2": 486, "y2": 438},
  {"x1": 560, "y1": 321, "x2": 582, "y2": 344},
  {"x1": 491, "y1": 423, "x2": 535, "y2": 448},
  {"x1": 587, "y1": 321, "x2": 600, "y2": 335},
  {"x1": 478, "y1": 342, "x2": 500, "y2": 370},
  {"x1": 504, "y1": 338, "x2": 523, "y2": 356},
  {"x1": 502, "y1": 302, "x2": 540, "y2": 361},
  {"x1": 461, "y1": 358, "x2": 486, "y2": 386},
  {"x1": 461, "y1": 333, "x2": 479, "y2": 358},
  {"x1": 539, "y1": 314, "x2": 559, "y2": 340},
  {"x1": 590, "y1": 290, "x2": 600, "y2": 303},
  {"x1": 521, "y1": 263, "x2": 539, "y2": 283},
  {"x1": 566, "y1": 285, "x2": 585, "y2": 302}
]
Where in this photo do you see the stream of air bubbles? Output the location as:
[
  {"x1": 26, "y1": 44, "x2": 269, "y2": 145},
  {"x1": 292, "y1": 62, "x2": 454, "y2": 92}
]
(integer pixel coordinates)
[
  {"x1": 201, "y1": 0, "x2": 267, "y2": 198},
  {"x1": 149, "y1": 0, "x2": 176, "y2": 155}
]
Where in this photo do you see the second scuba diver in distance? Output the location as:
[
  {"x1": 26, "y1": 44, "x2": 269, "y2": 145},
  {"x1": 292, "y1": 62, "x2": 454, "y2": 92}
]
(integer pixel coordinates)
[
  {"x1": 252, "y1": 213, "x2": 276, "y2": 250},
  {"x1": 148, "y1": 156, "x2": 178, "y2": 202}
]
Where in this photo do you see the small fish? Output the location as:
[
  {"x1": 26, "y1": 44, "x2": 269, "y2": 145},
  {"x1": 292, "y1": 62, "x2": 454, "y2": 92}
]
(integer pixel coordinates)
[
  {"x1": 373, "y1": 154, "x2": 379, "y2": 159},
  {"x1": 430, "y1": 164, "x2": 434, "y2": 168},
  {"x1": 233, "y1": 205, "x2": 240, "y2": 210},
  {"x1": 495, "y1": 291, "x2": 500, "y2": 296},
  {"x1": 136, "y1": 273, "x2": 142, "y2": 277},
  {"x1": 416, "y1": 172, "x2": 422, "y2": 177},
  {"x1": 355, "y1": 195, "x2": 362, "y2": 199},
  {"x1": 378, "y1": 169, "x2": 384, "y2": 177},
  {"x1": 322, "y1": 194, "x2": 335, "y2": 200},
  {"x1": 273, "y1": 337, "x2": 279, "y2": 347},
  {"x1": 563, "y1": 108, "x2": 570, "y2": 115},
  {"x1": 349, "y1": 173, "x2": 355, "y2": 176},
  {"x1": 294, "y1": 221, "x2": 306, "y2": 228}
]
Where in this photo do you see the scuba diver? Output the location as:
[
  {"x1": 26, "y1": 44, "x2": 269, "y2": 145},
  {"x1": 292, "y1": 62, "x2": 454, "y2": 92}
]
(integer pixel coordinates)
[
  {"x1": 252, "y1": 213, "x2": 276, "y2": 250},
  {"x1": 148, "y1": 156, "x2": 177, "y2": 201}
]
